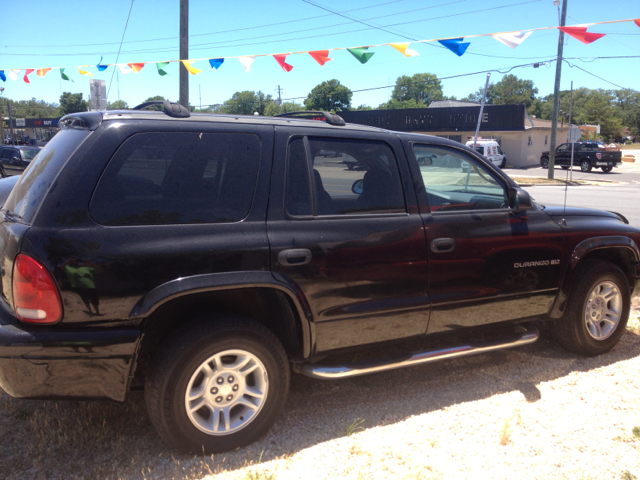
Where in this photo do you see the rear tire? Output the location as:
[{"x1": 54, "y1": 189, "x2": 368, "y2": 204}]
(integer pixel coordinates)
[
  {"x1": 552, "y1": 260, "x2": 630, "y2": 356},
  {"x1": 601, "y1": 166, "x2": 612, "y2": 173},
  {"x1": 500, "y1": 158, "x2": 506, "y2": 168},
  {"x1": 145, "y1": 316, "x2": 289, "y2": 454},
  {"x1": 580, "y1": 160, "x2": 592, "y2": 172}
]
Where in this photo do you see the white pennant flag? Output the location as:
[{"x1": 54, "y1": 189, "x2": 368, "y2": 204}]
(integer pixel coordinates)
[
  {"x1": 238, "y1": 56, "x2": 255, "y2": 72},
  {"x1": 9, "y1": 70, "x2": 20, "y2": 81},
  {"x1": 491, "y1": 31, "x2": 533, "y2": 49},
  {"x1": 117, "y1": 64, "x2": 133, "y2": 75}
]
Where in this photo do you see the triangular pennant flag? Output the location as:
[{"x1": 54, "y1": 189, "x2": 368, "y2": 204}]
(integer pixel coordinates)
[
  {"x1": 238, "y1": 56, "x2": 255, "y2": 72},
  {"x1": 0, "y1": 71, "x2": 5, "y2": 82},
  {"x1": 491, "y1": 31, "x2": 533, "y2": 49},
  {"x1": 36, "y1": 68, "x2": 51, "y2": 77},
  {"x1": 9, "y1": 70, "x2": 19, "y2": 81},
  {"x1": 273, "y1": 54, "x2": 293, "y2": 72},
  {"x1": 156, "y1": 62, "x2": 170, "y2": 76},
  {"x1": 117, "y1": 64, "x2": 132, "y2": 75},
  {"x1": 438, "y1": 38, "x2": 470, "y2": 56},
  {"x1": 77, "y1": 67, "x2": 93, "y2": 77},
  {"x1": 181, "y1": 60, "x2": 202, "y2": 75},
  {"x1": 308, "y1": 50, "x2": 332, "y2": 66},
  {"x1": 635, "y1": 19, "x2": 640, "y2": 28},
  {"x1": 390, "y1": 43, "x2": 420, "y2": 57},
  {"x1": 60, "y1": 68, "x2": 74, "y2": 82},
  {"x1": 347, "y1": 47, "x2": 375, "y2": 64},
  {"x1": 558, "y1": 26, "x2": 605, "y2": 44},
  {"x1": 23, "y1": 69, "x2": 34, "y2": 83},
  {"x1": 128, "y1": 63, "x2": 145, "y2": 73},
  {"x1": 97, "y1": 56, "x2": 108, "y2": 72},
  {"x1": 209, "y1": 58, "x2": 224, "y2": 70}
]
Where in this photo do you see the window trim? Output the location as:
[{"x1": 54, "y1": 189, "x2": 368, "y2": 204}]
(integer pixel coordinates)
[{"x1": 284, "y1": 134, "x2": 408, "y2": 220}]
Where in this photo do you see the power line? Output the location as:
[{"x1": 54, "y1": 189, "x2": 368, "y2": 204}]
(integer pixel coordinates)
[
  {"x1": 107, "y1": 0, "x2": 135, "y2": 103},
  {"x1": 563, "y1": 61, "x2": 633, "y2": 90}
]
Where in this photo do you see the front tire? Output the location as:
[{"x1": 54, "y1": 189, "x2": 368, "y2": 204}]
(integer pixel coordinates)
[
  {"x1": 145, "y1": 317, "x2": 290, "y2": 454},
  {"x1": 552, "y1": 260, "x2": 630, "y2": 356},
  {"x1": 580, "y1": 160, "x2": 592, "y2": 172}
]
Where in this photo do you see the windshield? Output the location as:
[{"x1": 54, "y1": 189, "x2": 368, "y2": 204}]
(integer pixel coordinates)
[{"x1": 20, "y1": 148, "x2": 40, "y2": 160}]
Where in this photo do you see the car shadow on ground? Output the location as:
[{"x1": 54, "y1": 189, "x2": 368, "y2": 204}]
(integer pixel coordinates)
[{"x1": 1, "y1": 324, "x2": 639, "y2": 480}]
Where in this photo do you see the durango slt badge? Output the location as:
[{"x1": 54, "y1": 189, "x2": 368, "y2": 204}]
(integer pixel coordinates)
[{"x1": 514, "y1": 260, "x2": 561, "y2": 268}]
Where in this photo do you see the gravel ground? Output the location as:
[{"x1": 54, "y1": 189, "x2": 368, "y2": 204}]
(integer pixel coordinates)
[{"x1": 2, "y1": 298, "x2": 639, "y2": 480}]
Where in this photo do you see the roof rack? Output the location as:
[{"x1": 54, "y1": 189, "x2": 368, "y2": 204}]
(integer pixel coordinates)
[
  {"x1": 132, "y1": 100, "x2": 191, "y2": 118},
  {"x1": 275, "y1": 111, "x2": 345, "y2": 126}
]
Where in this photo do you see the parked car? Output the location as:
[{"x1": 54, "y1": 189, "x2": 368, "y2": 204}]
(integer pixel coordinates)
[
  {"x1": 0, "y1": 104, "x2": 638, "y2": 456},
  {"x1": 465, "y1": 140, "x2": 506, "y2": 168},
  {"x1": 0, "y1": 145, "x2": 42, "y2": 176},
  {"x1": 540, "y1": 142, "x2": 621, "y2": 172}
]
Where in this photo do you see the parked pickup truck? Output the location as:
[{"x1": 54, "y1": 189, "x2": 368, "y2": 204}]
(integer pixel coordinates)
[{"x1": 540, "y1": 142, "x2": 622, "y2": 172}]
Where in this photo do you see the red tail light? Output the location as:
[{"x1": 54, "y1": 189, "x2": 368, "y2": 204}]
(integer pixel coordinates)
[
  {"x1": 12, "y1": 254, "x2": 62, "y2": 324},
  {"x1": 596, "y1": 153, "x2": 602, "y2": 159}
]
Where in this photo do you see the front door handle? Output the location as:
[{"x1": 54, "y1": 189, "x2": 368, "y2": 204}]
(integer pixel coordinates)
[
  {"x1": 278, "y1": 249, "x2": 312, "y2": 266},
  {"x1": 430, "y1": 238, "x2": 455, "y2": 253}
]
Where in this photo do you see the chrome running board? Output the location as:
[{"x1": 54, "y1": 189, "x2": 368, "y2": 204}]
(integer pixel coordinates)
[{"x1": 294, "y1": 325, "x2": 539, "y2": 380}]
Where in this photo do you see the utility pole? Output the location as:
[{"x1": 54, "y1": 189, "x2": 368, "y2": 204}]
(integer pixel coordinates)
[
  {"x1": 179, "y1": 0, "x2": 189, "y2": 109},
  {"x1": 548, "y1": 0, "x2": 568, "y2": 180},
  {"x1": 473, "y1": 73, "x2": 491, "y2": 149},
  {"x1": 8, "y1": 101, "x2": 15, "y2": 145}
]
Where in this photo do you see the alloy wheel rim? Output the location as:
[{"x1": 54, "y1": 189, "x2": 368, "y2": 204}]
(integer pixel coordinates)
[
  {"x1": 185, "y1": 349, "x2": 268, "y2": 435},
  {"x1": 584, "y1": 280, "x2": 622, "y2": 340},
  {"x1": 581, "y1": 161, "x2": 590, "y2": 171}
]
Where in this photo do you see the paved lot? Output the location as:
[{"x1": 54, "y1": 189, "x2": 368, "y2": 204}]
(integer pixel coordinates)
[{"x1": 504, "y1": 158, "x2": 640, "y2": 185}]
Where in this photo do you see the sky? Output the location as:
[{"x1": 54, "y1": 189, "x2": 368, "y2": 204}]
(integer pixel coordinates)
[{"x1": 1, "y1": 0, "x2": 639, "y2": 111}]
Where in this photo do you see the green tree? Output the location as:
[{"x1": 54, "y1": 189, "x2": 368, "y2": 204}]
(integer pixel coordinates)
[
  {"x1": 304, "y1": 79, "x2": 352, "y2": 112},
  {"x1": 2, "y1": 97, "x2": 59, "y2": 118},
  {"x1": 462, "y1": 74, "x2": 538, "y2": 109},
  {"x1": 263, "y1": 101, "x2": 303, "y2": 117},
  {"x1": 379, "y1": 73, "x2": 444, "y2": 109},
  {"x1": 140, "y1": 95, "x2": 168, "y2": 111},
  {"x1": 58, "y1": 92, "x2": 88, "y2": 116},
  {"x1": 219, "y1": 91, "x2": 273, "y2": 115},
  {"x1": 613, "y1": 89, "x2": 640, "y2": 138},
  {"x1": 354, "y1": 104, "x2": 373, "y2": 111},
  {"x1": 107, "y1": 100, "x2": 129, "y2": 110}
]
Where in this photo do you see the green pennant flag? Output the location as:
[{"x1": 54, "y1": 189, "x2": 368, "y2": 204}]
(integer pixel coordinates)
[
  {"x1": 347, "y1": 47, "x2": 374, "y2": 64},
  {"x1": 156, "y1": 62, "x2": 170, "y2": 76},
  {"x1": 60, "y1": 68, "x2": 74, "y2": 82}
]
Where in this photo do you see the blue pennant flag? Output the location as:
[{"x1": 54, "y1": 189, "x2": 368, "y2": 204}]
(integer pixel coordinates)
[
  {"x1": 97, "y1": 56, "x2": 108, "y2": 72},
  {"x1": 209, "y1": 58, "x2": 224, "y2": 70},
  {"x1": 0, "y1": 70, "x2": 6, "y2": 82},
  {"x1": 438, "y1": 38, "x2": 470, "y2": 57}
]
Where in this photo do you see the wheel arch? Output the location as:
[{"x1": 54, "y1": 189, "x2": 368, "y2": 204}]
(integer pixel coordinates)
[
  {"x1": 549, "y1": 236, "x2": 639, "y2": 318},
  {"x1": 131, "y1": 272, "x2": 313, "y2": 375}
]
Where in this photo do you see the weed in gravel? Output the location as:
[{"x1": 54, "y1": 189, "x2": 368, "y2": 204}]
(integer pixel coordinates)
[
  {"x1": 622, "y1": 471, "x2": 637, "y2": 480},
  {"x1": 499, "y1": 418, "x2": 512, "y2": 446},
  {"x1": 633, "y1": 427, "x2": 640, "y2": 439},
  {"x1": 345, "y1": 418, "x2": 365, "y2": 436}
]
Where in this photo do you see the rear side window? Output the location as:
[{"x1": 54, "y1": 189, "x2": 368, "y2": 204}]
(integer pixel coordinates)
[{"x1": 90, "y1": 132, "x2": 261, "y2": 226}]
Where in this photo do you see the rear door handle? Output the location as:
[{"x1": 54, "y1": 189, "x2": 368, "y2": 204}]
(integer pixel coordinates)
[
  {"x1": 430, "y1": 238, "x2": 455, "y2": 253},
  {"x1": 278, "y1": 249, "x2": 312, "y2": 266}
]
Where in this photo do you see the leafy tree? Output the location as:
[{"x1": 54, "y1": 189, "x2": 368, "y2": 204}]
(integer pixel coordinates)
[
  {"x1": 58, "y1": 92, "x2": 88, "y2": 116},
  {"x1": 218, "y1": 91, "x2": 273, "y2": 115},
  {"x1": 1, "y1": 97, "x2": 59, "y2": 118},
  {"x1": 304, "y1": 79, "x2": 352, "y2": 112},
  {"x1": 613, "y1": 89, "x2": 640, "y2": 137},
  {"x1": 354, "y1": 104, "x2": 373, "y2": 111},
  {"x1": 140, "y1": 95, "x2": 168, "y2": 111},
  {"x1": 263, "y1": 101, "x2": 303, "y2": 117},
  {"x1": 463, "y1": 74, "x2": 538, "y2": 109},
  {"x1": 107, "y1": 100, "x2": 129, "y2": 110},
  {"x1": 379, "y1": 73, "x2": 444, "y2": 109}
]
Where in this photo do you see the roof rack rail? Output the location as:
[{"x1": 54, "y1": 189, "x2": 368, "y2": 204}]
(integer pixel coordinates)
[
  {"x1": 132, "y1": 100, "x2": 191, "y2": 118},
  {"x1": 275, "y1": 111, "x2": 345, "y2": 126}
]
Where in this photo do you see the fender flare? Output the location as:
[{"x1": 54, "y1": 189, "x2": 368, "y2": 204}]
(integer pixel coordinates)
[
  {"x1": 549, "y1": 236, "x2": 639, "y2": 318},
  {"x1": 129, "y1": 271, "x2": 314, "y2": 358}
]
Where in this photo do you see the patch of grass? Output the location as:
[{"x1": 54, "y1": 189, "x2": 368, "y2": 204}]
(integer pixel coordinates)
[
  {"x1": 511, "y1": 176, "x2": 587, "y2": 186},
  {"x1": 621, "y1": 471, "x2": 637, "y2": 480},
  {"x1": 632, "y1": 426, "x2": 640, "y2": 439},
  {"x1": 345, "y1": 418, "x2": 365, "y2": 437}
]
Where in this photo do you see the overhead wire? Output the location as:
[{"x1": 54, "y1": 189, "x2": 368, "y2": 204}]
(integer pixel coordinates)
[{"x1": 106, "y1": 0, "x2": 135, "y2": 102}]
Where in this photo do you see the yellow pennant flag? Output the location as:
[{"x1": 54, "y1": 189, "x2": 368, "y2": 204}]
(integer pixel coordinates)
[
  {"x1": 37, "y1": 68, "x2": 52, "y2": 77},
  {"x1": 77, "y1": 67, "x2": 94, "y2": 77},
  {"x1": 390, "y1": 43, "x2": 420, "y2": 57},
  {"x1": 181, "y1": 60, "x2": 202, "y2": 75}
]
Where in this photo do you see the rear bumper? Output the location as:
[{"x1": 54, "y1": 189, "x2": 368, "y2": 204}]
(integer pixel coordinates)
[{"x1": 0, "y1": 308, "x2": 141, "y2": 401}]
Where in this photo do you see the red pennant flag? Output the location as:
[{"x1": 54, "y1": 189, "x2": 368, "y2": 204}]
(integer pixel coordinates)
[
  {"x1": 558, "y1": 26, "x2": 605, "y2": 44},
  {"x1": 23, "y1": 69, "x2": 34, "y2": 83},
  {"x1": 308, "y1": 50, "x2": 332, "y2": 66},
  {"x1": 273, "y1": 54, "x2": 293, "y2": 72},
  {"x1": 635, "y1": 19, "x2": 640, "y2": 28},
  {"x1": 128, "y1": 63, "x2": 145, "y2": 73}
]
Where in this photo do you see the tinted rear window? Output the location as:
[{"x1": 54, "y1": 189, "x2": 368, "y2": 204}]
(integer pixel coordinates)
[
  {"x1": 3, "y1": 129, "x2": 90, "y2": 224},
  {"x1": 581, "y1": 144, "x2": 600, "y2": 150},
  {"x1": 90, "y1": 132, "x2": 261, "y2": 226}
]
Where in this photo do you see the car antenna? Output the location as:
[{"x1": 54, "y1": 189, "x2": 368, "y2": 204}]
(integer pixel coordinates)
[{"x1": 562, "y1": 81, "x2": 574, "y2": 227}]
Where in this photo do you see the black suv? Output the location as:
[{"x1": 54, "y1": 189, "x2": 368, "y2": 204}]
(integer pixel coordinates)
[{"x1": 0, "y1": 103, "x2": 639, "y2": 454}]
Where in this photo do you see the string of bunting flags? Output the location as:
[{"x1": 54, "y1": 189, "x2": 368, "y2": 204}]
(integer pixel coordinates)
[{"x1": 1, "y1": 18, "x2": 638, "y2": 83}]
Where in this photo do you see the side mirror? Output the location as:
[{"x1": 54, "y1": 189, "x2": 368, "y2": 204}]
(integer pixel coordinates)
[
  {"x1": 352, "y1": 179, "x2": 363, "y2": 195},
  {"x1": 509, "y1": 187, "x2": 532, "y2": 213}
]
